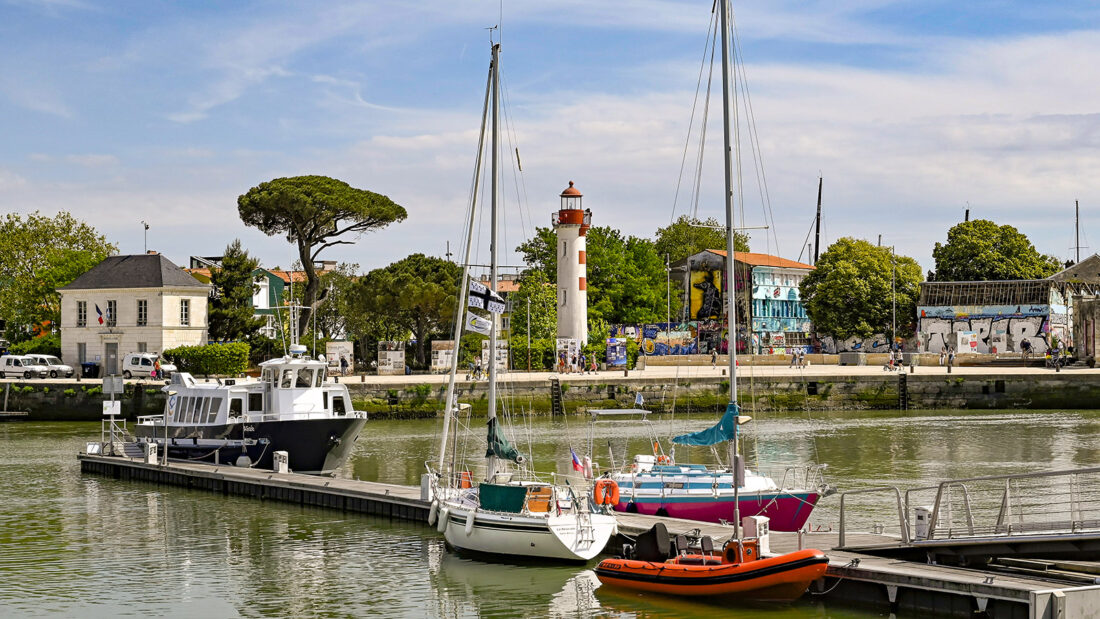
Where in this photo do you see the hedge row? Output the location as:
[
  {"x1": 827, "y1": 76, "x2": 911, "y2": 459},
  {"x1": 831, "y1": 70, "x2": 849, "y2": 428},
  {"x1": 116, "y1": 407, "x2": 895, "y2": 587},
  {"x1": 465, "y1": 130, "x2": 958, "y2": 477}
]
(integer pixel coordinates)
[{"x1": 163, "y1": 342, "x2": 250, "y2": 376}]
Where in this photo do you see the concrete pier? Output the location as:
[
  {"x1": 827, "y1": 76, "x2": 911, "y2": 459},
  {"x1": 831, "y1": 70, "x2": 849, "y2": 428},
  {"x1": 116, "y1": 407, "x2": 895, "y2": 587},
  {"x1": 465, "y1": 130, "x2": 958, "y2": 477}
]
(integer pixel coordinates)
[{"x1": 80, "y1": 453, "x2": 1100, "y2": 617}]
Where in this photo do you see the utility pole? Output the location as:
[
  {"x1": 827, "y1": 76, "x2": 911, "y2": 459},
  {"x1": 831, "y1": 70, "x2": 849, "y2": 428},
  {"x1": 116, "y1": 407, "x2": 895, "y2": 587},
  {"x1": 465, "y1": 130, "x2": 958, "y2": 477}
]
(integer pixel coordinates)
[
  {"x1": 965, "y1": 204, "x2": 970, "y2": 222},
  {"x1": 141, "y1": 221, "x2": 149, "y2": 253},
  {"x1": 891, "y1": 246, "x2": 896, "y2": 345},
  {"x1": 814, "y1": 176, "x2": 822, "y2": 264},
  {"x1": 1076, "y1": 200, "x2": 1081, "y2": 264},
  {"x1": 526, "y1": 296, "x2": 531, "y2": 372},
  {"x1": 665, "y1": 254, "x2": 671, "y2": 329}
]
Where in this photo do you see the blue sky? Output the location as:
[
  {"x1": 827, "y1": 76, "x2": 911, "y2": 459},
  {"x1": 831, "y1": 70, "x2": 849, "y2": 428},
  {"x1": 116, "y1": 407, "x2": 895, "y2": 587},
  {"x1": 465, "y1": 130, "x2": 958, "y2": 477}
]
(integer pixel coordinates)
[{"x1": 2, "y1": 0, "x2": 1098, "y2": 275}]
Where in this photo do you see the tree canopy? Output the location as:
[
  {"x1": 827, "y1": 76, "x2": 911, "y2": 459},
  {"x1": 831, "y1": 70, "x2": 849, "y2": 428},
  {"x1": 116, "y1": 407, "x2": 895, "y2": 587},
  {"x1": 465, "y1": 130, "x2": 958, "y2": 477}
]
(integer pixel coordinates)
[
  {"x1": 0, "y1": 211, "x2": 115, "y2": 337},
  {"x1": 208, "y1": 240, "x2": 265, "y2": 342},
  {"x1": 799, "y1": 237, "x2": 922, "y2": 340},
  {"x1": 507, "y1": 270, "x2": 557, "y2": 341},
  {"x1": 358, "y1": 254, "x2": 460, "y2": 367},
  {"x1": 238, "y1": 175, "x2": 407, "y2": 336},
  {"x1": 516, "y1": 226, "x2": 673, "y2": 326},
  {"x1": 930, "y1": 219, "x2": 1061, "y2": 281},
  {"x1": 654, "y1": 215, "x2": 749, "y2": 265}
]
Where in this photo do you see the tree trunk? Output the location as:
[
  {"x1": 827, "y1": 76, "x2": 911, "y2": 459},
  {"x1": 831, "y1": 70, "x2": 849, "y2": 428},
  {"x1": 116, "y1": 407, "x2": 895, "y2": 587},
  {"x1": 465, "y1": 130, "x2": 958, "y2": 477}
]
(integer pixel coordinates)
[{"x1": 297, "y1": 243, "x2": 319, "y2": 338}]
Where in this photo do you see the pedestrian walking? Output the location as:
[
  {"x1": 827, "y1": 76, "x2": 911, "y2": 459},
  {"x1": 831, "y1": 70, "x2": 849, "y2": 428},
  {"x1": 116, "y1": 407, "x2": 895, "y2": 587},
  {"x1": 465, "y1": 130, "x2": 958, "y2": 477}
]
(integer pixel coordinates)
[
  {"x1": 947, "y1": 346, "x2": 955, "y2": 373},
  {"x1": 580, "y1": 352, "x2": 587, "y2": 375},
  {"x1": 789, "y1": 349, "x2": 797, "y2": 368},
  {"x1": 798, "y1": 348, "x2": 806, "y2": 368},
  {"x1": 153, "y1": 358, "x2": 161, "y2": 380},
  {"x1": 340, "y1": 355, "x2": 349, "y2": 376},
  {"x1": 711, "y1": 349, "x2": 718, "y2": 369},
  {"x1": 939, "y1": 346, "x2": 946, "y2": 366}
]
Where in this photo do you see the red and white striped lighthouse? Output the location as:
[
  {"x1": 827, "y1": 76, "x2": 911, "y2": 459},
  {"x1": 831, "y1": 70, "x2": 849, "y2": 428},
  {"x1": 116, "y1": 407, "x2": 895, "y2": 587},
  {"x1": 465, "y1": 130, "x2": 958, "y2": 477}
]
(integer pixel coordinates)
[{"x1": 553, "y1": 181, "x2": 590, "y2": 344}]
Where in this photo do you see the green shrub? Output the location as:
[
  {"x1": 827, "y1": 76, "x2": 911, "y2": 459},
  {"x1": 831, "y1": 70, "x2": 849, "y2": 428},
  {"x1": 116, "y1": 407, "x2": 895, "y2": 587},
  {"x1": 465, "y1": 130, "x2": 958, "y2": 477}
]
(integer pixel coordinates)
[
  {"x1": 408, "y1": 383, "x2": 432, "y2": 398},
  {"x1": 41, "y1": 387, "x2": 49, "y2": 394},
  {"x1": 163, "y1": 342, "x2": 250, "y2": 376},
  {"x1": 145, "y1": 388, "x2": 159, "y2": 395},
  {"x1": 63, "y1": 389, "x2": 75, "y2": 397},
  {"x1": 85, "y1": 386, "x2": 102, "y2": 395},
  {"x1": 10, "y1": 333, "x2": 61, "y2": 357}
]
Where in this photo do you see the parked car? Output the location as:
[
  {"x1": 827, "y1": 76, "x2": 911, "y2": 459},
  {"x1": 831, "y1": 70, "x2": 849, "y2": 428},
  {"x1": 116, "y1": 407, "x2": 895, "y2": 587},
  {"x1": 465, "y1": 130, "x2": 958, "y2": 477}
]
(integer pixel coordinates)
[
  {"x1": 0, "y1": 355, "x2": 49, "y2": 379},
  {"x1": 122, "y1": 353, "x2": 176, "y2": 379},
  {"x1": 27, "y1": 354, "x2": 75, "y2": 378}
]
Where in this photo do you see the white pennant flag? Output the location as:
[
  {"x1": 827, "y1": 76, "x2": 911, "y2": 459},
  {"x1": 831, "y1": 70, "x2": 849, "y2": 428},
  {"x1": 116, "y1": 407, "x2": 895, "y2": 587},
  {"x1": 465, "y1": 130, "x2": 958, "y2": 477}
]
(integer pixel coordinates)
[
  {"x1": 465, "y1": 312, "x2": 492, "y2": 336},
  {"x1": 468, "y1": 281, "x2": 506, "y2": 314}
]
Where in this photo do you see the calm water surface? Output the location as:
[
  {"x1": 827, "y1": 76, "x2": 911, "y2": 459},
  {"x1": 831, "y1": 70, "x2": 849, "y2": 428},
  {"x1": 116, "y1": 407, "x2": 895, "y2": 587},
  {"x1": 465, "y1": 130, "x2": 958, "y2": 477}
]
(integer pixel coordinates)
[{"x1": 2, "y1": 407, "x2": 1098, "y2": 618}]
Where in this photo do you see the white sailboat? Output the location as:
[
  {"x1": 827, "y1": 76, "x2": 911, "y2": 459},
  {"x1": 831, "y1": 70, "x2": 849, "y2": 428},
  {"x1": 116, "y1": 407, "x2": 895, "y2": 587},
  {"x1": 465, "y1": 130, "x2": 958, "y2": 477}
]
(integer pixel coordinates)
[{"x1": 427, "y1": 40, "x2": 616, "y2": 563}]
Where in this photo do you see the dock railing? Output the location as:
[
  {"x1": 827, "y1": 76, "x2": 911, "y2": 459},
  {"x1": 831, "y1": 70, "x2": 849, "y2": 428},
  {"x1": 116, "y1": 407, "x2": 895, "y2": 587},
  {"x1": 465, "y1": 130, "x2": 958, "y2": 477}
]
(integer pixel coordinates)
[
  {"x1": 839, "y1": 486, "x2": 910, "y2": 547},
  {"x1": 840, "y1": 466, "x2": 1100, "y2": 547}
]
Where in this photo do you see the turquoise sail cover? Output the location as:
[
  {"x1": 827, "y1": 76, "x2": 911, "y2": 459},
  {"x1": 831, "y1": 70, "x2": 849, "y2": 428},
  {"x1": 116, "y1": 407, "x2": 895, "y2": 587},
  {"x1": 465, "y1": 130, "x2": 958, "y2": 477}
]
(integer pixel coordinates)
[
  {"x1": 672, "y1": 403, "x2": 739, "y2": 446},
  {"x1": 485, "y1": 416, "x2": 523, "y2": 462}
]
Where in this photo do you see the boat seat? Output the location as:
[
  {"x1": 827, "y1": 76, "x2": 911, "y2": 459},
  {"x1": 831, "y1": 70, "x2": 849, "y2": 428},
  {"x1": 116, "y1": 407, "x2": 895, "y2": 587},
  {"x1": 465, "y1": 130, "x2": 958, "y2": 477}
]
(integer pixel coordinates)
[
  {"x1": 525, "y1": 486, "x2": 553, "y2": 513},
  {"x1": 672, "y1": 534, "x2": 689, "y2": 558},
  {"x1": 701, "y1": 536, "x2": 715, "y2": 556},
  {"x1": 634, "y1": 522, "x2": 671, "y2": 562}
]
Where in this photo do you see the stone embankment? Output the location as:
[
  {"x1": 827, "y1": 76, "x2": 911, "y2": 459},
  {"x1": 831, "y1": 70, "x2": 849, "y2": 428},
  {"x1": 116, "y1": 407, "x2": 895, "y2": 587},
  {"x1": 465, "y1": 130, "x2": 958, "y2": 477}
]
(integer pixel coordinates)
[{"x1": 6, "y1": 357, "x2": 1100, "y2": 420}]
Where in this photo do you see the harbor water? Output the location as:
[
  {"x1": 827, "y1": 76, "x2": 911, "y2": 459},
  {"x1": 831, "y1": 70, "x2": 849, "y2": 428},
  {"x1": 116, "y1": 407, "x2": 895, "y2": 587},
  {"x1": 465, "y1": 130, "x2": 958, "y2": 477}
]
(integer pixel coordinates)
[{"x1": 2, "y1": 407, "x2": 1099, "y2": 617}]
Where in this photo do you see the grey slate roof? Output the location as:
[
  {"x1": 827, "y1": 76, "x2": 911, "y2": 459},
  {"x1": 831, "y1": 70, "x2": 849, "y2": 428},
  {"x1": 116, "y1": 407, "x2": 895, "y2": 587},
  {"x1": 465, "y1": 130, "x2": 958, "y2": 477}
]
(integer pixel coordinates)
[{"x1": 60, "y1": 254, "x2": 209, "y2": 290}]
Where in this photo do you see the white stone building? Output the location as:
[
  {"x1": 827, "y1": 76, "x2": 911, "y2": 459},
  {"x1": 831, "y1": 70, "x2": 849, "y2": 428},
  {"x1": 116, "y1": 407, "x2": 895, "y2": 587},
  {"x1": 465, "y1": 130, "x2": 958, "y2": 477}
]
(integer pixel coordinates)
[{"x1": 59, "y1": 253, "x2": 210, "y2": 374}]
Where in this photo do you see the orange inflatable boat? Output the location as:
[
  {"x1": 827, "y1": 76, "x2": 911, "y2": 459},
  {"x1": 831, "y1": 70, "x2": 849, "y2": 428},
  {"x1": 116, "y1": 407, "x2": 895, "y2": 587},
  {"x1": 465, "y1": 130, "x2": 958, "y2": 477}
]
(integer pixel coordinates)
[{"x1": 595, "y1": 523, "x2": 829, "y2": 602}]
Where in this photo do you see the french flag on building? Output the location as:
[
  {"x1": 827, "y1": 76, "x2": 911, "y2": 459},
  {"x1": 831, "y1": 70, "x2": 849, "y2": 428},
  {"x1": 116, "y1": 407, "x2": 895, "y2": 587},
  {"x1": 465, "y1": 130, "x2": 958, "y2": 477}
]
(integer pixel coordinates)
[
  {"x1": 570, "y1": 448, "x2": 583, "y2": 472},
  {"x1": 95, "y1": 304, "x2": 104, "y2": 325}
]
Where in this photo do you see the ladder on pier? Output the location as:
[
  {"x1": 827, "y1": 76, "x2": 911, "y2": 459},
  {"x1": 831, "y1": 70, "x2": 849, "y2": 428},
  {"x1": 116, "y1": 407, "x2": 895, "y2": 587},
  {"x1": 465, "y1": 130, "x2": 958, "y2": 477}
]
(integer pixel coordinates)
[
  {"x1": 549, "y1": 378, "x2": 564, "y2": 416},
  {"x1": 897, "y1": 373, "x2": 909, "y2": 410}
]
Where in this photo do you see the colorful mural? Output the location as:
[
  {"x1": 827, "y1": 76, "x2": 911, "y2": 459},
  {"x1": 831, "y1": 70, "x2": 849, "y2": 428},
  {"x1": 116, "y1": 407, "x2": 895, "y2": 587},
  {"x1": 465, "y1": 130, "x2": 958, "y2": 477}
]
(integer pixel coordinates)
[
  {"x1": 916, "y1": 303, "x2": 1068, "y2": 353},
  {"x1": 690, "y1": 269, "x2": 723, "y2": 320},
  {"x1": 610, "y1": 322, "x2": 727, "y2": 356}
]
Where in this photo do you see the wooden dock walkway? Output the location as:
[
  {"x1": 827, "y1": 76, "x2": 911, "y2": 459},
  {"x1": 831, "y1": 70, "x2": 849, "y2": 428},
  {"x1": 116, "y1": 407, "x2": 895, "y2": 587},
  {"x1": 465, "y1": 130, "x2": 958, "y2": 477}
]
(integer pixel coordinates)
[{"x1": 79, "y1": 453, "x2": 1100, "y2": 618}]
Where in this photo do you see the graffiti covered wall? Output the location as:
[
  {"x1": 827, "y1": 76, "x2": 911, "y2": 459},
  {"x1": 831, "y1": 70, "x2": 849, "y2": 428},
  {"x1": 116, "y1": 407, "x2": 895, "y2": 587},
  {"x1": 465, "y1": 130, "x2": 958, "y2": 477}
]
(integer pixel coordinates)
[{"x1": 917, "y1": 304, "x2": 1068, "y2": 354}]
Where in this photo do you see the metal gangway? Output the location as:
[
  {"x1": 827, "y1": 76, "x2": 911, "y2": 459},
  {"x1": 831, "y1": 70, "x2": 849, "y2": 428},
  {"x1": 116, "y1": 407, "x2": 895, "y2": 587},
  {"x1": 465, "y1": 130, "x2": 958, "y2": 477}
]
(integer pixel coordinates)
[{"x1": 837, "y1": 466, "x2": 1100, "y2": 563}]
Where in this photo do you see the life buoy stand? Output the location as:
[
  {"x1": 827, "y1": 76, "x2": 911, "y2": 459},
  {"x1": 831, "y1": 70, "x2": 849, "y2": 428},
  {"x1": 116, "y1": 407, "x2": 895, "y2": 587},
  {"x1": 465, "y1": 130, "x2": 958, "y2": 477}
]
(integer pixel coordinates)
[
  {"x1": 460, "y1": 471, "x2": 472, "y2": 489},
  {"x1": 594, "y1": 479, "x2": 620, "y2": 505}
]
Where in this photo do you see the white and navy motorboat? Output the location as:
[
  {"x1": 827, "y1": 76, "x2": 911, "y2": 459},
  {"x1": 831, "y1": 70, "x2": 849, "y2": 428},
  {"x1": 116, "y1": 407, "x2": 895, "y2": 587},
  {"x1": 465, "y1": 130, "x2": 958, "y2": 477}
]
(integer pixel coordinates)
[{"x1": 134, "y1": 344, "x2": 366, "y2": 474}]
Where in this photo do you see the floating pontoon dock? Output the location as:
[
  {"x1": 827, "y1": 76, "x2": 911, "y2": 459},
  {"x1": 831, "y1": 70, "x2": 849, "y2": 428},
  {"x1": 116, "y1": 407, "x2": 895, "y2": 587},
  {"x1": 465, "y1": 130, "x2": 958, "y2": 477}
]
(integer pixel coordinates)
[{"x1": 79, "y1": 452, "x2": 1100, "y2": 618}]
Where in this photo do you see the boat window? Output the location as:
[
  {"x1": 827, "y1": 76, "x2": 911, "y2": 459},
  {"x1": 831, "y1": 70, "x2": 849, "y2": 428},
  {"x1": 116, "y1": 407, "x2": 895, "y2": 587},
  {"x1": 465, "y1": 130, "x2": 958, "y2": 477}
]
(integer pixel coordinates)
[
  {"x1": 206, "y1": 397, "x2": 222, "y2": 423},
  {"x1": 248, "y1": 393, "x2": 263, "y2": 412},
  {"x1": 296, "y1": 368, "x2": 313, "y2": 388},
  {"x1": 315, "y1": 368, "x2": 325, "y2": 387},
  {"x1": 229, "y1": 397, "x2": 243, "y2": 416},
  {"x1": 188, "y1": 397, "x2": 201, "y2": 424},
  {"x1": 177, "y1": 396, "x2": 190, "y2": 423},
  {"x1": 323, "y1": 392, "x2": 329, "y2": 411},
  {"x1": 261, "y1": 367, "x2": 272, "y2": 382},
  {"x1": 280, "y1": 369, "x2": 294, "y2": 389},
  {"x1": 332, "y1": 396, "x2": 347, "y2": 415},
  {"x1": 198, "y1": 397, "x2": 211, "y2": 424}
]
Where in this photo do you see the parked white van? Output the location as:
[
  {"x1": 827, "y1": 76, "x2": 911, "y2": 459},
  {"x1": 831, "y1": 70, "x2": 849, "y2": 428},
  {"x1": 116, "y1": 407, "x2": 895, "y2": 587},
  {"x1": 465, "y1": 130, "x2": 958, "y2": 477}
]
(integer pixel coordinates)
[
  {"x1": 0, "y1": 355, "x2": 49, "y2": 379},
  {"x1": 26, "y1": 354, "x2": 75, "y2": 378},
  {"x1": 122, "y1": 353, "x2": 176, "y2": 379}
]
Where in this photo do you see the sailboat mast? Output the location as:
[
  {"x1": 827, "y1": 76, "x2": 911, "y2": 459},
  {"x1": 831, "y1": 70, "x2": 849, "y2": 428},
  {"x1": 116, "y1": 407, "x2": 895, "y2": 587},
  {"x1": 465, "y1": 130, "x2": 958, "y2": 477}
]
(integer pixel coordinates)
[
  {"x1": 436, "y1": 56, "x2": 494, "y2": 483},
  {"x1": 718, "y1": 0, "x2": 741, "y2": 542},
  {"x1": 486, "y1": 41, "x2": 501, "y2": 482},
  {"x1": 814, "y1": 176, "x2": 823, "y2": 264}
]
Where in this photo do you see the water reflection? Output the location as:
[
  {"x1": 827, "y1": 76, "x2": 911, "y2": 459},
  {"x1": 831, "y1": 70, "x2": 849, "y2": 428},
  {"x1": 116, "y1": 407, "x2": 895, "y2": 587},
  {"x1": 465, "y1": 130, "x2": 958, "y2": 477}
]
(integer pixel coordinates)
[{"x1": 3, "y1": 410, "x2": 1100, "y2": 618}]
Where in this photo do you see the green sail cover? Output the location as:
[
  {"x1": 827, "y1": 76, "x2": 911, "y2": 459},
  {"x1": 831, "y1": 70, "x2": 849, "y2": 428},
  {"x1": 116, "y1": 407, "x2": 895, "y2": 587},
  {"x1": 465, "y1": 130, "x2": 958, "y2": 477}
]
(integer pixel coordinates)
[
  {"x1": 485, "y1": 416, "x2": 523, "y2": 463},
  {"x1": 672, "y1": 403, "x2": 739, "y2": 446}
]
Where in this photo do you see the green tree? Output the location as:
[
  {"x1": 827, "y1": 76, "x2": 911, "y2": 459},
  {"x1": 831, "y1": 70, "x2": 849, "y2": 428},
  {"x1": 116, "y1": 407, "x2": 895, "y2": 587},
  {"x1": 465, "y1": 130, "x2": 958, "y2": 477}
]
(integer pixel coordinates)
[
  {"x1": 237, "y1": 175, "x2": 407, "y2": 337},
  {"x1": 799, "y1": 238, "x2": 922, "y2": 341},
  {"x1": 508, "y1": 270, "x2": 557, "y2": 341},
  {"x1": 358, "y1": 254, "x2": 461, "y2": 367},
  {"x1": 586, "y1": 228, "x2": 668, "y2": 325},
  {"x1": 516, "y1": 227, "x2": 557, "y2": 283},
  {"x1": 930, "y1": 219, "x2": 1061, "y2": 281},
  {"x1": 0, "y1": 211, "x2": 116, "y2": 336},
  {"x1": 208, "y1": 240, "x2": 265, "y2": 342},
  {"x1": 654, "y1": 215, "x2": 749, "y2": 266}
]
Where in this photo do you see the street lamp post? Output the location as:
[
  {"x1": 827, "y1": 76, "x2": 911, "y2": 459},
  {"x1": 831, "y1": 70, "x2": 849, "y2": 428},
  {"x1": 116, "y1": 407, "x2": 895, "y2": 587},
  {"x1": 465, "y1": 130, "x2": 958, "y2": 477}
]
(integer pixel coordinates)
[
  {"x1": 526, "y1": 296, "x2": 531, "y2": 372},
  {"x1": 665, "y1": 254, "x2": 671, "y2": 329}
]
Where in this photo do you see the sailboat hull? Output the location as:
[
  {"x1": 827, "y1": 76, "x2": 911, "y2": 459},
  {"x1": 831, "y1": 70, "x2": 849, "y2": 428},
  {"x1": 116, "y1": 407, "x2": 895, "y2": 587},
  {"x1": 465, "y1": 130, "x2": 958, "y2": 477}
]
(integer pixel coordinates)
[
  {"x1": 615, "y1": 492, "x2": 820, "y2": 532},
  {"x1": 441, "y1": 503, "x2": 617, "y2": 563}
]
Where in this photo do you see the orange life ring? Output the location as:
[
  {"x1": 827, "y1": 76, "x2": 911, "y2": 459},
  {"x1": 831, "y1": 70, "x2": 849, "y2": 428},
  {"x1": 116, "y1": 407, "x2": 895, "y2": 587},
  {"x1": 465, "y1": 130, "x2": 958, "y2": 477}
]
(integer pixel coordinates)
[
  {"x1": 594, "y1": 479, "x2": 620, "y2": 505},
  {"x1": 657, "y1": 455, "x2": 672, "y2": 465},
  {"x1": 460, "y1": 471, "x2": 472, "y2": 489}
]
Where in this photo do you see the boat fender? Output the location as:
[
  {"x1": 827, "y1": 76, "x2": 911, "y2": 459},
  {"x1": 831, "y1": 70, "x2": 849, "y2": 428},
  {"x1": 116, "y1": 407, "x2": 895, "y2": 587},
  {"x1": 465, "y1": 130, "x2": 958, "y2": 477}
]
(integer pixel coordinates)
[
  {"x1": 437, "y1": 506, "x2": 450, "y2": 533},
  {"x1": 460, "y1": 471, "x2": 472, "y2": 489},
  {"x1": 465, "y1": 511, "x2": 475, "y2": 536},
  {"x1": 428, "y1": 500, "x2": 439, "y2": 527},
  {"x1": 582, "y1": 456, "x2": 593, "y2": 480},
  {"x1": 594, "y1": 479, "x2": 620, "y2": 505}
]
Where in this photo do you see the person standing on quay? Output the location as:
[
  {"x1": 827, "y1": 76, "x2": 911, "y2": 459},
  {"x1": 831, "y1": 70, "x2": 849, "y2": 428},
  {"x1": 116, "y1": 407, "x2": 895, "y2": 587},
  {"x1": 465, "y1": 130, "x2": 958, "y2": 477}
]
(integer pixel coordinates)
[
  {"x1": 939, "y1": 346, "x2": 946, "y2": 366},
  {"x1": 711, "y1": 348, "x2": 718, "y2": 369}
]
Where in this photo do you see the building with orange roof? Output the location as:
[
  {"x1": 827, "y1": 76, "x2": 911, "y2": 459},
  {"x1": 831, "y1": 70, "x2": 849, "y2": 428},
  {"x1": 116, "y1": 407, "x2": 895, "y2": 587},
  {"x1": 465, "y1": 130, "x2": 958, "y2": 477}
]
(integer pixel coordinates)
[{"x1": 669, "y1": 249, "x2": 815, "y2": 354}]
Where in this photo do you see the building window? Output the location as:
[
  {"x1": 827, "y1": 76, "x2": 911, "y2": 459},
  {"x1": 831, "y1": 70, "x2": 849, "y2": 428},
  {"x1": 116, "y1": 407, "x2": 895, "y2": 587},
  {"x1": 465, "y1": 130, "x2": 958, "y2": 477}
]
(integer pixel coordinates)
[
  {"x1": 180, "y1": 299, "x2": 190, "y2": 326},
  {"x1": 106, "y1": 300, "x2": 117, "y2": 327},
  {"x1": 77, "y1": 343, "x2": 87, "y2": 364},
  {"x1": 77, "y1": 301, "x2": 87, "y2": 327},
  {"x1": 137, "y1": 299, "x2": 148, "y2": 326},
  {"x1": 137, "y1": 342, "x2": 147, "y2": 353}
]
